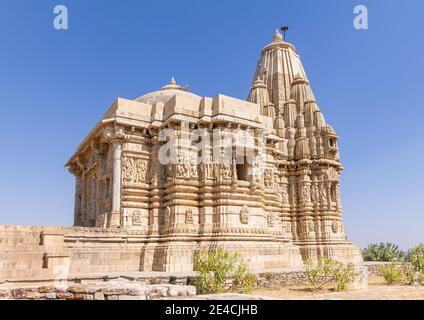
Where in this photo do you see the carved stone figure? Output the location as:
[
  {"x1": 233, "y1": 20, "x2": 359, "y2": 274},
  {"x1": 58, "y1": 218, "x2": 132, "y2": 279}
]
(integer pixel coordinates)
[
  {"x1": 189, "y1": 159, "x2": 198, "y2": 178},
  {"x1": 319, "y1": 182, "x2": 328, "y2": 204},
  {"x1": 185, "y1": 209, "x2": 194, "y2": 224},
  {"x1": 264, "y1": 169, "x2": 274, "y2": 188},
  {"x1": 331, "y1": 221, "x2": 339, "y2": 233},
  {"x1": 303, "y1": 184, "x2": 311, "y2": 203},
  {"x1": 308, "y1": 220, "x2": 314, "y2": 233},
  {"x1": 240, "y1": 206, "x2": 249, "y2": 224},
  {"x1": 137, "y1": 159, "x2": 148, "y2": 182},
  {"x1": 220, "y1": 162, "x2": 232, "y2": 180},
  {"x1": 267, "y1": 212, "x2": 275, "y2": 227},
  {"x1": 132, "y1": 210, "x2": 143, "y2": 226},
  {"x1": 176, "y1": 151, "x2": 188, "y2": 178},
  {"x1": 205, "y1": 152, "x2": 214, "y2": 179},
  {"x1": 163, "y1": 208, "x2": 171, "y2": 225}
]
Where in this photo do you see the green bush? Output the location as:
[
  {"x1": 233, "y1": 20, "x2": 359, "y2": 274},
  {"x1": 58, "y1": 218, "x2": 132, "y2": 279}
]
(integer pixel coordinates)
[
  {"x1": 418, "y1": 272, "x2": 424, "y2": 285},
  {"x1": 193, "y1": 247, "x2": 256, "y2": 294},
  {"x1": 406, "y1": 244, "x2": 424, "y2": 271},
  {"x1": 332, "y1": 262, "x2": 356, "y2": 292},
  {"x1": 403, "y1": 265, "x2": 424, "y2": 285},
  {"x1": 305, "y1": 257, "x2": 356, "y2": 292},
  {"x1": 403, "y1": 264, "x2": 415, "y2": 285},
  {"x1": 362, "y1": 242, "x2": 404, "y2": 262},
  {"x1": 402, "y1": 244, "x2": 424, "y2": 286},
  {"x1": 380, "y1": 263, "x2": 404, "y2": 285}
]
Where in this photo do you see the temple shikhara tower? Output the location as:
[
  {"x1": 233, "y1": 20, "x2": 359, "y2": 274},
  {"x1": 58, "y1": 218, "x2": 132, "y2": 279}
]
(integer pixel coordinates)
[{"x1": 0, "y1": 31, "x2": 361, "y2": 279}]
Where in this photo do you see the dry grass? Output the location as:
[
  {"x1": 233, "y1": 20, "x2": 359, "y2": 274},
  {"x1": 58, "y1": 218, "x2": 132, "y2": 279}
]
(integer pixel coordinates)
[{"x1": 251, "y1": 276, "x2": 424, "y2": 300}]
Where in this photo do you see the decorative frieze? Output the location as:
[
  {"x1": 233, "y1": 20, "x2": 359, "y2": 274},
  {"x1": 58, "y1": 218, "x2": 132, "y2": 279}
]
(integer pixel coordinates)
[{"x1": 122, "y1": 156, "x2": 148, "y2": 184}]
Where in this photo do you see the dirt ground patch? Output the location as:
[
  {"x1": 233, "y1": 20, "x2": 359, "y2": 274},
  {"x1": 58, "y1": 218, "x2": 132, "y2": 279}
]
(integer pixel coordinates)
[{"x1": 251, "y1": 276, "x2": 424, "y2": 300}]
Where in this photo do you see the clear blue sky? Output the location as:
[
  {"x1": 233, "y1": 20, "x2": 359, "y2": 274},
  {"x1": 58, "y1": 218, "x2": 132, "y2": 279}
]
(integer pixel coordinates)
[{"x1": 1, "y1": 0, "x2": 423, "y2": 250}]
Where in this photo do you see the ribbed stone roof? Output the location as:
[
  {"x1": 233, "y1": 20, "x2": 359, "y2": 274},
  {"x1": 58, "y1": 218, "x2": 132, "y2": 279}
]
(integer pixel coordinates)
[{"x1": 136, "y1": 78, "x2": 201, "y2": 105}]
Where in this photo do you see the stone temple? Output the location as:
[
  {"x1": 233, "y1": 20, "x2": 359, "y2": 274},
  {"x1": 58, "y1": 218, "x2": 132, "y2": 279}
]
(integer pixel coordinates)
[{"x1": 0, "y1": 31, "x2": 361, "y2": 279}]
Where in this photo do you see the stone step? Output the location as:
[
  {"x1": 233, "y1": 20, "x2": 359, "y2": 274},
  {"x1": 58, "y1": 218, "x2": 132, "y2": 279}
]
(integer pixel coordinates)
[
  {"x1": 0, "y1": 243, "x2": 44, "y2": 252},
  {"x1": 0, "y1": 252, "x2": 45, "y2": 270},
  {"x1": 0, "y1": 268, "x2": 53, "y2": 280},
  {"x1": 0, "y1": 236, "x2": 42, "y2": 246},
  {"x1": 0, "y1": 252, "x2": 46, "y2": 257},
  {"x1": 0, "y1": 260, "x2": 44, "y2": 270},
  {"x1": 0, "y1": 230, "x2": 42, "y2": 236},
  {"x1": 70, "y1": 265, "x2": 140, "y2": 274}
]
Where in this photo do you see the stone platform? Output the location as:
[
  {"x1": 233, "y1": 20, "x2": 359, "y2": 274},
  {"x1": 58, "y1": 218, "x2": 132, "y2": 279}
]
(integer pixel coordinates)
[{"x1": 0, "y1": 225, "x2": 362, "y2": 282}]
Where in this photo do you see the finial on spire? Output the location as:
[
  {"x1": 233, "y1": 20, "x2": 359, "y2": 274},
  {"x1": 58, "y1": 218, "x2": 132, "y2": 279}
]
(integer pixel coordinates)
[
  {"x1": 272, "y1": 29, "x2": 283, "y2": 43},
  {"x1": 280, "y1": 25, "x2": 289, "y2": 42},
  {"x1": 161, "y1": 77, "x2": 182, "y2": 90}
]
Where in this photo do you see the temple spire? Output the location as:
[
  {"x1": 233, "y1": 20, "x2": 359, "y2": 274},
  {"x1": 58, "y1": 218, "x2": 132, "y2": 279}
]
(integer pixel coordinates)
[{"x1": 251, "y1": 29, "x2": 312, "y2": 109}]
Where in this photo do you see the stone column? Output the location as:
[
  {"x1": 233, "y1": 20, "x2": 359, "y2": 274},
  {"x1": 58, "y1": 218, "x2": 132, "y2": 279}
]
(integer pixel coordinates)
[
  {"x1": 109, "y1": 140, "x2": 122, "y2": 227},
  {"x1": 148, "y1": 128, "x2": 162, "y2": 236},
  {"x1": 74, "y1": 175, "x2": 82, "y2": 226},
  {"x1": 68, "y1": 161, "x2": 83, "y2": 226},
  {"x1": 103, "y1": 126, "x2": 125, "y2": 228},
  {"x1": 94, "y1": 143, "x2": 108, "y2": 227}
]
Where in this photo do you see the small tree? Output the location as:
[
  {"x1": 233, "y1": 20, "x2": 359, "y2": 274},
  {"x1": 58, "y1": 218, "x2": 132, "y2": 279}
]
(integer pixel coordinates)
[
  {"x1": 193, "y1": 247, "x2": 256, "y2": 294},
  {"x1": 305, "y1": 257, "x2": 335, "y2": 291},
  {"x1": 305, "y1": 257, "x2": 356, "y2": 292},
  {"x1": 362, "y1": 242, "x2": 404, "y2": 262},
  {"x1": 332, "y1": 262, "x2": 356, "y2": 292}
]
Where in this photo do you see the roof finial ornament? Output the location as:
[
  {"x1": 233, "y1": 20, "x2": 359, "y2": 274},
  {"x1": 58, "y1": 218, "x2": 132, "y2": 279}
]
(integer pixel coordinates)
[
  {"x1": 280, "y1": 25, "x2": 289, "y2": 42},
  {"x1": 272, "y1": 29, "x2": 283, "y2": 43},
  {"x1": 161, "y1": 77, "x2": 181, "y2": 91}
]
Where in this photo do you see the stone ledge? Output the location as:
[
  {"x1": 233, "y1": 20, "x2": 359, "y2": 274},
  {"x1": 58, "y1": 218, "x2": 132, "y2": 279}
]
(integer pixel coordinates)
[
  {"x1": 2, "y1": 262, "x2": 391, "y2": 293},
  {"x1": 0, "y1": 283, "x2": 196, "y2": 300}
]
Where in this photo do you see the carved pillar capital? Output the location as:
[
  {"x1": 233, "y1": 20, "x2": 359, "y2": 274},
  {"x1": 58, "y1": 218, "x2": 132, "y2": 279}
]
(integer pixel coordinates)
[
  {"x1": 68, "y1": 157, "x2": 84, "y2": 176},
  {"x1": 103, "y1": 126, "x2": 125, "y2": 144}
]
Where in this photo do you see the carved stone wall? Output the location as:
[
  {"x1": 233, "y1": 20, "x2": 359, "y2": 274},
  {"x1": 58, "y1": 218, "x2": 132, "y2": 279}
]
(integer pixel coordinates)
[{"x1": 62, "y1": 31, "x2": 362, "y2": 272}]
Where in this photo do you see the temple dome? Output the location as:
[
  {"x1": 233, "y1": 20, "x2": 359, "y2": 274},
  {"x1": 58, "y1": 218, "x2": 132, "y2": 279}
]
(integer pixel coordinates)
[{"x1": 136, "y1": 78, "x2": 201, "y2": 104}]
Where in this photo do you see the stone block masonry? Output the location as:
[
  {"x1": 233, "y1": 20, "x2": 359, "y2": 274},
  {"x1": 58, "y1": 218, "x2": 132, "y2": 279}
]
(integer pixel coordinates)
[{"x1": 0, "y1": 283, "x2": 196, "y2": 300}]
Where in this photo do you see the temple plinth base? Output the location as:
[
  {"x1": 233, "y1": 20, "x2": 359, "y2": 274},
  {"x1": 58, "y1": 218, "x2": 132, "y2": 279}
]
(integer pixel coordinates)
[{"x1": 296, "y1": 240, "x2": 363, "y2": 264}]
